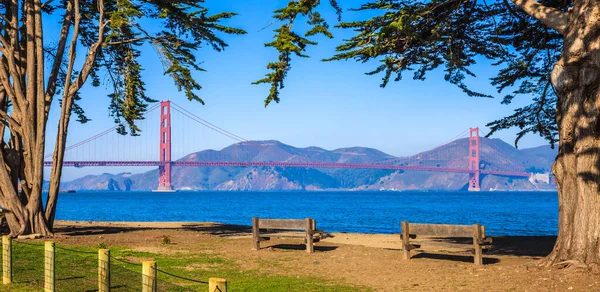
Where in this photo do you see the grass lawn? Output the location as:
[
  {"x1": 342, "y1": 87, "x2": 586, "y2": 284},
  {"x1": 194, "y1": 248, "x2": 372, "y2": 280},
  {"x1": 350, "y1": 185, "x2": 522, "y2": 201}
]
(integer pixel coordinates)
[{"x1": 0, "y1": 240, "x2": 368, "y2": 291}]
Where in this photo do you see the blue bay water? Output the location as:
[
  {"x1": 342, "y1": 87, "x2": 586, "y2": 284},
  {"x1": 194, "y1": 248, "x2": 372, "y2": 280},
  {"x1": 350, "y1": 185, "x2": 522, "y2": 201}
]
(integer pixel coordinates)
[{"x1": 54, "y1": 191, "x2": 558, "y2": 236}]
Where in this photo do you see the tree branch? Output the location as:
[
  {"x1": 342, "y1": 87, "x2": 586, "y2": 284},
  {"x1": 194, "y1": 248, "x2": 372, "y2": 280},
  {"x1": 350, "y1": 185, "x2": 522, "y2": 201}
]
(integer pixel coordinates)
[
  {"x1": 69, "y1": 0, "x2": 107, "y2": 94},
  {"x1": 62, "y1": 0, "x2": 80, "y2": 100},
  {"x1": 45, "y1": 0, "x2": 73, "y2": 102},
  {"x1": 0, "y1": 108, "x2": 22, "y2": 134},
  {"x1": 106, "y1": 36, "x2": 153, "y2": 45},
  {"x1": 0, "y1": 43, "x2": 26, "y2": 114},
  {"x1": 510, "y1": 0, "x2": 569, "y2": 34}
]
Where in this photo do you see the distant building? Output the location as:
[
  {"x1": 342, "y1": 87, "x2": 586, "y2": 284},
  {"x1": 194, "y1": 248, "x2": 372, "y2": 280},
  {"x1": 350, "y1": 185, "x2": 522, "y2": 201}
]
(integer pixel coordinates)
[{"x1": 529, "y1": 173, "x2": 551, "y2": 184}]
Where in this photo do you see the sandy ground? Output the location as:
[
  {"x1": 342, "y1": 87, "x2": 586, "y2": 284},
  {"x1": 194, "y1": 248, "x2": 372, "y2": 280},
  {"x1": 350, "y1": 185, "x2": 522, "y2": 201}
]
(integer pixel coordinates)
[{"x1": 49, "y1": 221, "x2": 599, "y2": 291}]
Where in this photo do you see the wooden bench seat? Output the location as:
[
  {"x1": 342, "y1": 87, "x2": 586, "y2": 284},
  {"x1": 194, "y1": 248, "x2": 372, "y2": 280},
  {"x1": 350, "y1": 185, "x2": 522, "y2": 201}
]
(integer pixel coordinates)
[
  {"x1": 400, "y1": 221, "x2": 493, "y2": 265},
  {"x1": 252, "y1": 217, "x2": 323, "y2": 253}
]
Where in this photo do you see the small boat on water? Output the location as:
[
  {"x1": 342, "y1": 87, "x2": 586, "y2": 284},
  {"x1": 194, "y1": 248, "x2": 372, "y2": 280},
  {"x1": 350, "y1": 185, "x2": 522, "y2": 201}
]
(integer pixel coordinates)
[
  {"x1": 151, "y1": 189, "x2": 178, "y2": 193},
  {"x1": 59, "y1": 190, "x2": 77, "y2": 193}
]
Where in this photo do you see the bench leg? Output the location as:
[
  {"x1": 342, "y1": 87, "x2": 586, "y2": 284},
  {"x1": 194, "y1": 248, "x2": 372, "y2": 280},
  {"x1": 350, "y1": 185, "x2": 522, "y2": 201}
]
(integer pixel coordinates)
[
  {"x1": 474, "y1": 244, "x2": 482, "y2": 266},
  {"x1": 473, "y1": 224, "x2": 483, "y2": 265},
  {"x1": 252, "y1": 217, "x2": 260, "y2": 251},
  {"x1": 401, "y1": 221, "x2": 410, "y2": 260},
  {"x1": 306, "y1": 218, "x2": 314, "y2": 254}
]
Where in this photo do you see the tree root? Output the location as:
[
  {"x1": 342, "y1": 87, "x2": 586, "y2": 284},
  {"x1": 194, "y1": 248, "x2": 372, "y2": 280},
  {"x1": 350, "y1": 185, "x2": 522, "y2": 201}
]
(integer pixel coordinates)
[
  {"x1": 554, "y1": 260, "x2": 588, "y2": 270},
  {"x1": 16, "y1": 233, "x2": 42, "y2": 240},
  {"x1": 530, "y1": 255, "x2": 599, "y2": 273},
  {"x1": 535, "y1": 258, "x2": 599, "y2": 273}
]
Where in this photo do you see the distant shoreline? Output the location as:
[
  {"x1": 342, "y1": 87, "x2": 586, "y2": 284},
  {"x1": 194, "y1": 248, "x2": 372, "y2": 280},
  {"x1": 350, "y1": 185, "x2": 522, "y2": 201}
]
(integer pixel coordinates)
[{"x1": 49, "y1": 189, "x2": 558, "y2": 193}]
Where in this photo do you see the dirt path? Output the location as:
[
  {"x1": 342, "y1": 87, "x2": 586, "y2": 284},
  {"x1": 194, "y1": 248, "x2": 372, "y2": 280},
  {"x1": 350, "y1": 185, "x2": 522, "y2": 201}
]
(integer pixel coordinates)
[{"x1": 52, "y1": 221, "x2": 599, "y2": 291}]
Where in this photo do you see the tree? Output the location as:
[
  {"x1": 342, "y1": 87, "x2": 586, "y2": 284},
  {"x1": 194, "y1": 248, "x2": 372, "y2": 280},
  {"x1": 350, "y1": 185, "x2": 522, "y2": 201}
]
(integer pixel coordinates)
[
  {"x1": 256, "y1": 1, "x2": 598, "y2": 269},
  {"x1": 0, "y1": 0, "x2": 245, "y2": 236}
]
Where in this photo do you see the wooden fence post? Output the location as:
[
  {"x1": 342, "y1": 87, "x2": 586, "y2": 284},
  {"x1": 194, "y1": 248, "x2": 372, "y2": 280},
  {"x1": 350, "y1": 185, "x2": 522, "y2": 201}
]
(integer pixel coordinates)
[
  {"x1": 45, "y1": 241, "x2": 55, "y2": 292},
  {"x1": 98, "y1": 249, "x2": 110, "y2": 292},
  {"x1": 2, "y1": 236, "x2": 11, "y2": 284},
  {"x1": 142, "y1": 261, "x2": 157, "y2": 292},
  {"x1": 209, "y1": 278, "x2": 227, "y2": 292},
  {"x1": 473, "y1": 224, "x2": 483, "y2": 266}
]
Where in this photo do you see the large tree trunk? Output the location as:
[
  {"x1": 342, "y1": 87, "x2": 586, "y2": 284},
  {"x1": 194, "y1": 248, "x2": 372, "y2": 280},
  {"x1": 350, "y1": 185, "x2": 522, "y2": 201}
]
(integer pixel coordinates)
[
  {"x1": 0, "y1": 0, "x2": 105, "y2": 237},
  {"x1": 546, "y1": 0, "x2": 600, "y2": 270},
  {"x1": 45, "y1": 93, "x2": 75, "y2": 230},
  {"x1": 0, "y1": 149, "x2": 51, "y2": 236},
  {"x1": 0, "y1": 0, "x2": 52, "y2": 237}
]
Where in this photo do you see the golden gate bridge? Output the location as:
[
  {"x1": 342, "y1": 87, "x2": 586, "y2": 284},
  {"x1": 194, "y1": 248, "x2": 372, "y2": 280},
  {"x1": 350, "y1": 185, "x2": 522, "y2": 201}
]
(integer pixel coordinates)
[{"x1": 43, "y1": 101, "x2": 532, "y2": 191}]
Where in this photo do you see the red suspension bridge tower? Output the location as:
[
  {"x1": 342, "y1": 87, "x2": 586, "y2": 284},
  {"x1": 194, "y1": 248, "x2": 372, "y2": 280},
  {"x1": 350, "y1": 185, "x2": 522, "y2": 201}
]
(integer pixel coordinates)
[
  {"x1": 157, "y1": 101, "x2": 173, "y2": 191},
  {"x1": 468, "y1": 127, "x2": 481, "y2": 191}
]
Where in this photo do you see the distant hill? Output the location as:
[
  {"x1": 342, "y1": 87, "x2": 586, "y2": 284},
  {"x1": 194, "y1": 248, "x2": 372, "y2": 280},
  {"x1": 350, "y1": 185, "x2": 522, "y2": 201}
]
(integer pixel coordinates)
[{"x1": 58, "y1": 138, "x2": 557, "y2": 191}]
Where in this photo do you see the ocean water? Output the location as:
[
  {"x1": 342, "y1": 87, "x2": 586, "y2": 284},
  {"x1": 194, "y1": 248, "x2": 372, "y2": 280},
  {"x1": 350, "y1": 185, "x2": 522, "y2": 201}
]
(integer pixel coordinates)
[{"x1": 53, "y1": 191, "x2": 558, "y2": 236}]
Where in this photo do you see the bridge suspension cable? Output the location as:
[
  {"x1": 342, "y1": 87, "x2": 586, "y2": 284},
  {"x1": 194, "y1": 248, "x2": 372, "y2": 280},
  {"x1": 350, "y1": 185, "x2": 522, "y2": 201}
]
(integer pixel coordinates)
[
  {"x1": 43, "y1": 103, "x2": 161, "y2": 160},
  {"x1": 170, "y1": 102, "x2": 247, "y2": 142}
]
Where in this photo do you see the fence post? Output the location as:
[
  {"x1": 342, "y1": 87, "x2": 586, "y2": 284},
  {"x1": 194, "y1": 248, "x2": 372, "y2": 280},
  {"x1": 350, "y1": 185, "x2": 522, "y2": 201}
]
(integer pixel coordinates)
[
  {"x1": 98, "y1": 249, "x2": 110, "y2": 292},
  {"x1": 209, "y1": 278, "x2": 227, "y2": 292},
  {"x1": 142, "y1": 261, "x2": 157, "y2": 292},
  {"x1": 45, "y1": 241, "x2": 55, "y2": 292},
  {"x1": 2, "y1": 236, "x2": 11, "y2": 284}
]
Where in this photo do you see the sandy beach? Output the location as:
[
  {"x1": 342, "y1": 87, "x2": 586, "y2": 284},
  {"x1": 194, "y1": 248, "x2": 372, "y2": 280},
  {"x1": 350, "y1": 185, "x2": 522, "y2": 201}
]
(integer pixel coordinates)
[{"x1": 38, "y1": 220, "x2": 598, "y2": 291}]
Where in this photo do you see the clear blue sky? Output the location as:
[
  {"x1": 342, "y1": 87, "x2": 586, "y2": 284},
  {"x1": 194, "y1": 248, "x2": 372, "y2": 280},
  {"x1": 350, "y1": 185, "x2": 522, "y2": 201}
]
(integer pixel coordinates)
[{"x1": 44, "y1": 1, "x2": 548, "y2": 181}]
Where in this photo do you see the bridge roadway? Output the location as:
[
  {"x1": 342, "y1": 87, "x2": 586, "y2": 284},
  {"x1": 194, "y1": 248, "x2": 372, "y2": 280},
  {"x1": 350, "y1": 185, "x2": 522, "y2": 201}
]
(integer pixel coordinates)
[{"x1": 43, "y1": 161, "x2": 531, "y2": 178}]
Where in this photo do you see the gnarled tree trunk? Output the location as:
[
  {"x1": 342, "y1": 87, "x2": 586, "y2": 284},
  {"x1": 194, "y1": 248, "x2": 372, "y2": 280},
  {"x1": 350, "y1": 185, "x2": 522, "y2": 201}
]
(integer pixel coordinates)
[{"x1": 547, "y1": 0, "x2": 600, "y2": 270}]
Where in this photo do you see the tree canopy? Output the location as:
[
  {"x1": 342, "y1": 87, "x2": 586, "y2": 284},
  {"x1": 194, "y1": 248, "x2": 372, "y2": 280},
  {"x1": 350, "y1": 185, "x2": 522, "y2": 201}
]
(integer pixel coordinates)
[{"x1": 258, "y1": 0, "x2": 569, "y2": 147}]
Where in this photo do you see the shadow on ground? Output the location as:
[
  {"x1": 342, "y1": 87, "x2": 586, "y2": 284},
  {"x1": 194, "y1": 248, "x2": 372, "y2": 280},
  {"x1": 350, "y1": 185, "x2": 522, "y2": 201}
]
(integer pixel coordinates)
[
  {"x1": 486, "y1": 236, "x2": 556, "y2": 257},
  {"x1": 412, "y1": 253, "x2": 500, "y2": 264},
  {"x1": 413, "y1": 235, "x2": 555, "y2": 260},
  {"x1": 54, "y1": 223, "x2": 557, "y2": 258},
  {"x1": 54, "y1": 223, "x2": 252, "y2": 237},
  {"x1": 266, "y1": 244, "x2": 338, "y2": 252}
]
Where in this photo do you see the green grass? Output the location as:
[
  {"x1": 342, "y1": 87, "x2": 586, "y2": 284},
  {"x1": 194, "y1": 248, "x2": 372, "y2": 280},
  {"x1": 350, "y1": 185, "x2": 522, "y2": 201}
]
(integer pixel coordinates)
[{"x1": 0, "y1": 241, "x2": 368, "y2": 291}]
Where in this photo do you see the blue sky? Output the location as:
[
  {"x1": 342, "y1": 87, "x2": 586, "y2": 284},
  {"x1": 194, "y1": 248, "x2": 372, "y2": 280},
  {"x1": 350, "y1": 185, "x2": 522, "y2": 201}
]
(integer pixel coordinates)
[{"x1": 44, "y1": 1, "x2": 549, "y2": 180}]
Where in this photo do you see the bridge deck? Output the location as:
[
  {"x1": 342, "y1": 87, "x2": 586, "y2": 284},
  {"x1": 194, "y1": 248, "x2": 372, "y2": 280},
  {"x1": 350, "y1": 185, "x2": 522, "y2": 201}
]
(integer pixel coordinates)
[{"x1": 42, "y1": 161, "x2": 530, "y2": 178}]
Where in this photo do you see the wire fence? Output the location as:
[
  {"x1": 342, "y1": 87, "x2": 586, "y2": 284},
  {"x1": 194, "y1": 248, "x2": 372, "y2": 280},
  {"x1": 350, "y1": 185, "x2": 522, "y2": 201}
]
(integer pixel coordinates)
[
  {"x1": 56, "y1": 244, "x2": 97, "y2": 290},
  {"x1": 0, "y1": 239, "x2": 211, "y2": 291},
  {"x1": 12, "y1": 240, "x2": 45, "y2": 290}
]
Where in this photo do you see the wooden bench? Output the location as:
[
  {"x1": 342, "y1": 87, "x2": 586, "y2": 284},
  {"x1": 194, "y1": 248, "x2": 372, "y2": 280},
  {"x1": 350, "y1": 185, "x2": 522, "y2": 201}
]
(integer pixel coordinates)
[
  {"x1": 400, "y1": 221, "x2": 493, "y2": 265},
  {"x1": 252, "y1": 217, "x2": 324, "y2": 254}
]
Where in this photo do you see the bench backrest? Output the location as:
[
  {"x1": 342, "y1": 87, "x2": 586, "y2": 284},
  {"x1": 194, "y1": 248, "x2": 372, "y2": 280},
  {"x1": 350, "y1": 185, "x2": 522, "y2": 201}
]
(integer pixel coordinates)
[
  {"x1": 402, "y1": 222, "x2": 486, "y2": 238},
  {"x1": 255, "y1": 218, "x2": 312, "y2": 231}
]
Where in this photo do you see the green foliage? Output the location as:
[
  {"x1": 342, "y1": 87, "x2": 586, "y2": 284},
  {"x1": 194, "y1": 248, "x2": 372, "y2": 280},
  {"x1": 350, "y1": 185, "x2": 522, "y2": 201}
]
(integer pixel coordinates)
[
  {"x1": 255, "y1": 0, "x2": 341, "y2": 107},
  {"x1": 45, "y1": 0, "x2": 247, "y2": 135},
  {"x1": 325, "y1": 0, "x2": 567, "y2": 147},
  {"x1": 25, "y1": 0, "x2": 573, "y2": 147},
  {"x1": 259, "y1": 0, "x2": 569, "y2": 146},
  {"x1": 161, "y1": 235, "x2": 172, "y2": 245}
]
